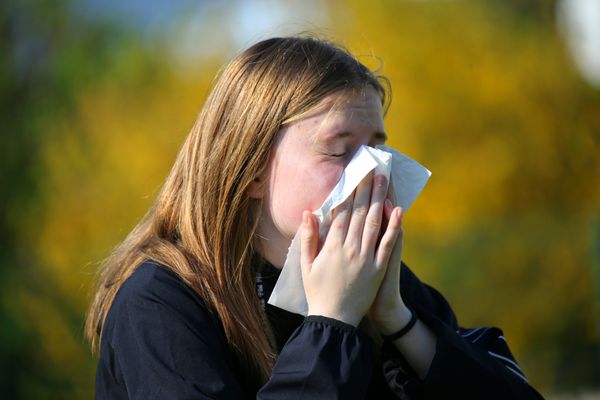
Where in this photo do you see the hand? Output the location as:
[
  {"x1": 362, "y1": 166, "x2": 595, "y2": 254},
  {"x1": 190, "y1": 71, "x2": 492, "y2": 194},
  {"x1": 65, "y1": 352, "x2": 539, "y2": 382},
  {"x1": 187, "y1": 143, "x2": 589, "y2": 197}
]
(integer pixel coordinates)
[
  {"x1": 368, "y1": 199, "x2": 410, "y2": 333},
  {"x1": 300, "y1": 172, "x2": 403, "y2": 327}
]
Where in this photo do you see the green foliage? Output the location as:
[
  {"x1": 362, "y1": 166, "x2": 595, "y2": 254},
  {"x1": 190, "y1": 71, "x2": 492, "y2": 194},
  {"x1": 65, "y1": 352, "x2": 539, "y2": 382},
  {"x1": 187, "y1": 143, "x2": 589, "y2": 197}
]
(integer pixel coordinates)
[{"x1": 0, "y1": 1, "x2": 164, "y2": 398}]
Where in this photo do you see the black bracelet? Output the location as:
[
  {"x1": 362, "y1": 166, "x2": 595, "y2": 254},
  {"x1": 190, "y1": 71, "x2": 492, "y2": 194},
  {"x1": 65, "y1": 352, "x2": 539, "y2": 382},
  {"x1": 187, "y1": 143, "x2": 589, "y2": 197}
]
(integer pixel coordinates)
[{"x1": 381, "y1": 309, "x2": 418, "y2": 342}]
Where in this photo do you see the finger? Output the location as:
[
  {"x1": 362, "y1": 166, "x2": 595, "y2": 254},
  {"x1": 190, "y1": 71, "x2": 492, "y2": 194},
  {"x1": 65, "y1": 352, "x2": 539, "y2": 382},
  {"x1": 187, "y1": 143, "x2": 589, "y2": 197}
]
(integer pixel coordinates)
[
  {"x1": 326, "y1": 192, "x2": 354, "y2": 247},
  {"x1": 381, "y1": 205, "x2": 404, "y2": 275},
  {"x1": 361, "y1": 174, "x2": 388, "y2": 256},
  {"x1": 377, "y1": 198, "x2": 393, "y2": 248},
  {"x1": 383, "y1": 183, "x2": 395, "y2": 221},
  {"x1": 375, "y1": 207, "x2": 404, "y2": 270},
  {"x1": 300, "y1": 211, "x2": 318, "y2": 278},
  {"x1": 387, "y1": 220, "x2": 404, "y2": 274},
  {"x1": 384, "y1": 198, "x2": 394, "y2": 215},
  {"x1": 345, "y1": 171, "x2": 374, "y2": 249},
  {"x1": 386, "y1": 180, "x2": 395, "y2": 204}
]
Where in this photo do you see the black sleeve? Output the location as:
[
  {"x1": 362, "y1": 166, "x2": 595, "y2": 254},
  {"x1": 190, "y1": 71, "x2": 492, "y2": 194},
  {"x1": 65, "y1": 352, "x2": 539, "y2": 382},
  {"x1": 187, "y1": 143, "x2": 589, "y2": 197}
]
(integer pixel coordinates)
[
  {"x1": 258, "y1": 315, "x2": 373, "y2": 399},
  {"x1": 96, "y1": 263, "x2": 373, "y2": 400},
  {"x1": 379, "y1": 262, "x2": 545, "y2": 399}
]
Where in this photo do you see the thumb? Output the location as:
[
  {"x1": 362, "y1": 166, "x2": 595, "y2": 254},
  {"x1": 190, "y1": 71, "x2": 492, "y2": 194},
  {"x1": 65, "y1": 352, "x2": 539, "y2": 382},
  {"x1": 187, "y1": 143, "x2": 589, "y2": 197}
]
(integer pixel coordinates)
[{"x1": 300, "y1": 211, "x2": 317, "y2": 279}]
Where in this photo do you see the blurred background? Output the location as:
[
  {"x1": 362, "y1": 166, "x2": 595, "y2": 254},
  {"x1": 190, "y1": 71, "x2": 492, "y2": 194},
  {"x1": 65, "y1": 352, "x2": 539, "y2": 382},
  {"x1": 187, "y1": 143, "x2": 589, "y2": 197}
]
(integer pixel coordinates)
[{"x1": 1, "y1": 0, "x2": 599, "y2": 398}]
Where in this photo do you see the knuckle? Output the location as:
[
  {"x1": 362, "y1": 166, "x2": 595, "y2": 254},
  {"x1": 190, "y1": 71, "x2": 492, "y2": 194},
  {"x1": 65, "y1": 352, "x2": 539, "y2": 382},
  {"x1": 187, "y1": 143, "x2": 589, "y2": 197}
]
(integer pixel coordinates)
[
  {"x1": 353, "y1": 205, "x2": 369, "y2": 217},
  {"x1": 359, "y1": 252, "x2": 370, "y2": 265},
  {"x1": 365, "y1": 216, "x2": 381, "y2": 230},
  {"x1": 344, "y1": 245, "x2": 359, "y2": 260},
  {"x1": 301, "y1": 234, "x2": 312, "y2": 244},
  {"x1": 324, "y1": 233, "x2": 342, "y2": 248},
  {"x1": 301, "y1": 228, "x2": 313, "y2": 240},
  {"x1": 380, "y1": 239, "x2": 394, "y2": 253},
  {"x1": 332, "y1": 221, "x2": 345, "y2": 232}
]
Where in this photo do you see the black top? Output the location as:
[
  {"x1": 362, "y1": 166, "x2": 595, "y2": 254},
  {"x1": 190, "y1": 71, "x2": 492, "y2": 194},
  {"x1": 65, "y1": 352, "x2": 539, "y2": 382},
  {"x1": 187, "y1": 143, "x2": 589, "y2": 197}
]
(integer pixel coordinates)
[{"x1": 95, "y1": 260, "x2": 545, "y2": 399}]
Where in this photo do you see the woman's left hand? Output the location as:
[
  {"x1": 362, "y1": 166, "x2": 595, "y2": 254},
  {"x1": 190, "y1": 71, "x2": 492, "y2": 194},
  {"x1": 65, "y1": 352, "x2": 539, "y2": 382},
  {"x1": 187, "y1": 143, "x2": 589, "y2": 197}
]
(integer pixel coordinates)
[{"x1": 368, "y1": 200, "x2": 412, "y2": 334}]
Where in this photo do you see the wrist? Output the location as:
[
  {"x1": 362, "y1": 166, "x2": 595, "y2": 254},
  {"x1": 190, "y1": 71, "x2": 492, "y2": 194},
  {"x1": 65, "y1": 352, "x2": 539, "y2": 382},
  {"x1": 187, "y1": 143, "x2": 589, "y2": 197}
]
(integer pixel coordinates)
[
  {"x1": 376, "y1": 303, "x2": 413, "y2": 335},
  {"x1": 307, "y1": 307, "x2": 362, "y2": 328}
]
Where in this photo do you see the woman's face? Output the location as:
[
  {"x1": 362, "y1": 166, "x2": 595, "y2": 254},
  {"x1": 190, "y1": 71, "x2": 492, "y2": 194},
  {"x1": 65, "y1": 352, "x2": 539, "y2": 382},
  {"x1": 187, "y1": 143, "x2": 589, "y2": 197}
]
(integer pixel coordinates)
[{"x1": 254, "y1": 88, "x2": 387, "y2": 267}]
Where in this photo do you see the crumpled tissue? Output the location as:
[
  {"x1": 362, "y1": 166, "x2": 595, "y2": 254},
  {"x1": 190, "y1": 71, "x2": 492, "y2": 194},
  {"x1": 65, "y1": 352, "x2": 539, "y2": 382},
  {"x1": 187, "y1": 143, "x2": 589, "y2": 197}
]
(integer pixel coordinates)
[{"x1": 267, "y1": 145, "x2": 432, "y2": 315}]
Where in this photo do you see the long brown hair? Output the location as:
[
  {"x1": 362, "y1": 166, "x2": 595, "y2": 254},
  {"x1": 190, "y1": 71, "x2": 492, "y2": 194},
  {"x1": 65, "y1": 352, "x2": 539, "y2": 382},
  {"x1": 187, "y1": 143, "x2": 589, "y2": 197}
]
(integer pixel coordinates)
[{"x1": 85, "y1": 36, "x2": 390, "y2": 388}]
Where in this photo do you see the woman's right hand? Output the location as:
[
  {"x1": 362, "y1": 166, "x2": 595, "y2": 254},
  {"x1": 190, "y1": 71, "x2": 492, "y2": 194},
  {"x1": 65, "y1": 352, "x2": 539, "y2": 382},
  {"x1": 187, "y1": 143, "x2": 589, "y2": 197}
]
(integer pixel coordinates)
[{"x1": 300, "y1": 172, "x2": 403, "y2": 327}]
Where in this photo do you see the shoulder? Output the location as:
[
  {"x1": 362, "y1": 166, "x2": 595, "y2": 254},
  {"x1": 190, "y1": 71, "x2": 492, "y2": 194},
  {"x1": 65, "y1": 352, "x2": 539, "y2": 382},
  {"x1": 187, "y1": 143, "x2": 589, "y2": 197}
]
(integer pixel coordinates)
[
  {"x1": 97, "y1": 262, "x2": 244, "y2": 399},
  {"x1": 114, "y1": 261, "x2": 199, "y2": 307},
  {"x1": 104, "y1": 261, "x2": 223, "y2": 341}
]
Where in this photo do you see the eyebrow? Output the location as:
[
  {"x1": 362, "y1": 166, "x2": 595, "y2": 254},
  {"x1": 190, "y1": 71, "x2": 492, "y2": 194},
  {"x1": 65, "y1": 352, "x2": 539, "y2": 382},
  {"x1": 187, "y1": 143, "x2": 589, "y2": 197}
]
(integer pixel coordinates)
[{"x1": 319, "y1": 131, "x2": 388, "y2": 143}]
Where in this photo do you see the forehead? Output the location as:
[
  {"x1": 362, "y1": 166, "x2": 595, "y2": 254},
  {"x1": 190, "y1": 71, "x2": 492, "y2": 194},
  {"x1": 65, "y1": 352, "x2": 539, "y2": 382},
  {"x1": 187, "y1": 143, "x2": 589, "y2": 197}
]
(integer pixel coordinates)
[
  {"x1": 308, "y1": 89, "x2": 382, "y2": 119},
  {"x1": 297, "y1": 90, "x2": 384, "y2": 138}
]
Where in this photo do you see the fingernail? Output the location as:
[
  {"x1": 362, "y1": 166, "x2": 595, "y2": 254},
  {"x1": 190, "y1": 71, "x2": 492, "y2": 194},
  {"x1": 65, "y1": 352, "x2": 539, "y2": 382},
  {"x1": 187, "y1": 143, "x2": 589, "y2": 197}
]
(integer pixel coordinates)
[{"x1": 375, "y1": 175, "x2": 386, "y2": 187}]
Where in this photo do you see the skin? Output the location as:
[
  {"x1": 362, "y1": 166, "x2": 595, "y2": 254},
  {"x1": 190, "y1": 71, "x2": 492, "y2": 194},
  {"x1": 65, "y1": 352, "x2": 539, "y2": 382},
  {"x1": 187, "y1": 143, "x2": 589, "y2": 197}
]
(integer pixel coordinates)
[
  {"x1": 250, "y1": 88, "x2": 437, "y2": 380},
  {"x1": 252, "y1": 90, "x2": 388, "y2": 266}
]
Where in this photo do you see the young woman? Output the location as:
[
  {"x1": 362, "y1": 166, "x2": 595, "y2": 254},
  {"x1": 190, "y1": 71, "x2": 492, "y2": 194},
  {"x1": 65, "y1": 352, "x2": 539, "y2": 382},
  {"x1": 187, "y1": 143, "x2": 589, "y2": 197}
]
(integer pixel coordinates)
[{"x1": 86, "y1": 37, "x2": 544, "y2": 399}]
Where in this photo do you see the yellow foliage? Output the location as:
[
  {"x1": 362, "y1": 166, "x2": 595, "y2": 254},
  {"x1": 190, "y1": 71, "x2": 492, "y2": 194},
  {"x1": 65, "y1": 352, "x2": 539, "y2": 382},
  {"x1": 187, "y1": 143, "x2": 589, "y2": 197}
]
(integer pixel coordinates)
[{"x1": 23, "y1": 0, "x2": 600, "y2": 394}]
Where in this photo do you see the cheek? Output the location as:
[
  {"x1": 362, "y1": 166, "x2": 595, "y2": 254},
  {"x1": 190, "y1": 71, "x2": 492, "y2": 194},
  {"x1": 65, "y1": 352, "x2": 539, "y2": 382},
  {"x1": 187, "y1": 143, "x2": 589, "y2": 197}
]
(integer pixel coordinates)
[
  {"x1": 304, "y1": 162, "x2": 344, "y2": 208},
  {"x1": 271, "y1": 161, "x2": 344, "y2": 236}
]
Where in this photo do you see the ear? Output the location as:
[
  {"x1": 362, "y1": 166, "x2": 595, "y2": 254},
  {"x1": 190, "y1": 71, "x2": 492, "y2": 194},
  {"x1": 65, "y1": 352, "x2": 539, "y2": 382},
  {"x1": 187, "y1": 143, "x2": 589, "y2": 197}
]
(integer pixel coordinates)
[{"x1": 247, "y1": 175, "x2": 266, "y2": 199}]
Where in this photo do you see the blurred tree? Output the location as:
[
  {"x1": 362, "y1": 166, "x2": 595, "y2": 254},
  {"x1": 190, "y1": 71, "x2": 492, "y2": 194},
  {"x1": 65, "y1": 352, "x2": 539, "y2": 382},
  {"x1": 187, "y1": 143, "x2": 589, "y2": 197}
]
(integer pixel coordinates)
[
  {"x1": 331, "y1": 0, "x2": 600, "y2": 392},
  {"x1": 0, "y1": 1, "x2": 168, "y2": 398},
  {"x1": 3, "y1": 0, "x2": 599, "y2": 397}
]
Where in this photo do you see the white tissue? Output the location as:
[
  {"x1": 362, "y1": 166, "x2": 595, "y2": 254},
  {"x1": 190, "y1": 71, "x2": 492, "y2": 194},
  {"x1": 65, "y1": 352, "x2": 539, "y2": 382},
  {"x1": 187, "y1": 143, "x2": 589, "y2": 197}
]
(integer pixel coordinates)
[{"x1": 267, "y1": 145, "x2": 431, "y2": 315}]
